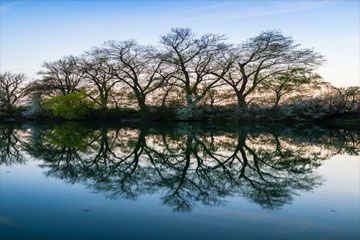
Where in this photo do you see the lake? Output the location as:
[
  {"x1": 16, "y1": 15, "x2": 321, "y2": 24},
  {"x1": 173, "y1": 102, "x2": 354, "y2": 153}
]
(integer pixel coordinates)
[{"x1": 0, "y1": 122, "x2": 359, "y2": 240}]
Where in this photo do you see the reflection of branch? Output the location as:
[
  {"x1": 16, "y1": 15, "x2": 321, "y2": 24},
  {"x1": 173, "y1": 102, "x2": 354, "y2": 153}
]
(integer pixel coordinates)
[
  {"x1": 22, "y1": 123, "x2": 358, "y2": 212},
  {"x1": 0, "y1": 126, "x2": 25, "y2": 165}
]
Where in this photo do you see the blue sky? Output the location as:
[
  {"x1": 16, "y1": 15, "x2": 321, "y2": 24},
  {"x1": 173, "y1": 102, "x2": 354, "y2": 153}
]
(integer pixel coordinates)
[{"x1": 0, "y1": 0, "x2": 359, "y2": 87}]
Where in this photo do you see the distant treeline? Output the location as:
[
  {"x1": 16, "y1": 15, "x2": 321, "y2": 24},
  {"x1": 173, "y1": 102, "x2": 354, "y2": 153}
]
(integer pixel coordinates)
[{"x1": 0, "y1": 28, "x2": 359, "y2": 121}]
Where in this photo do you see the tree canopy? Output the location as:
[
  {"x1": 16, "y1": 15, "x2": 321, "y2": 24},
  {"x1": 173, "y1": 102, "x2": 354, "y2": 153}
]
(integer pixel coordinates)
[{"x1": 2, "y1": 28, "x2": 359, "y2": 122}]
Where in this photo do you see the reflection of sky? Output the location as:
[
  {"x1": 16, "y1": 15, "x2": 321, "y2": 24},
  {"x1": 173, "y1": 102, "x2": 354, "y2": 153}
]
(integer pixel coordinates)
[
  {"x1": 0, "y1": 0, "x2": 359, "y2": 87},
  {"x1": 0, "y1": 154, "x2": 359, "y2": 239},
  {"x1": 318, "y1": 155, "x2": 360, "y2": 196}
]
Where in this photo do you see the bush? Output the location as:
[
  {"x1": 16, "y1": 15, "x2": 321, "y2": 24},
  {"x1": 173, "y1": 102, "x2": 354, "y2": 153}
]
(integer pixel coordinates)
[
  {"x1": 175, "y1": 106, "x2": 206, "y2": 121},
  {"x1": 23, "y1": 95, "x2": 50, "y2": 119},
  {"x1": 231, "y1": 90, "x2": 360, "y2": 123},
  {"x1": 44, "y1": 92, "x2": 95, "y2": 120}
]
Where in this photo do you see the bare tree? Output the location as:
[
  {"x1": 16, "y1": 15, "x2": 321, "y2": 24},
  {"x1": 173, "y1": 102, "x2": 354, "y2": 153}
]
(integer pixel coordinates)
[
  {"x1": 0, "y1": 72, "x2": 27, "y2": 111},
  {"x1": 77, "y1": 50, "x2": 120, "y2": 109},
  {"x1": 37, "y1": 56, "x2": 82, "y2": 96},
  {"x1": 221, "y1": 30, "x2": 324, "y2": 107},
  {"x1": 159, "y1": 80, "x2": 182, "y2": 108},
  {"x1": 11, "y1": 29, "x2": 332, "y2": 115},
  {"x1": 102, "y1": 40, "x2": 173, "y2": 111},
  {"x1": 201, "y1": 88, "x2": 235, "y2": 109},
  {"x1": 259, "y1": 69, "x2": 322, "y2": 108},
  {"x1": 160, "y1": 28, "x2": 233, "y2": 108}
]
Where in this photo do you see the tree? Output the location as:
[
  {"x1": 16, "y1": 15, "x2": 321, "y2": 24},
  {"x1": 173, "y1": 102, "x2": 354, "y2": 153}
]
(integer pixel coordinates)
[
  {"x1": 44, "y1": 91, "x2": 95, "y2": 120},
  {"x1": 221, "y1": 30, "x2": 324, "y2": 107},
  {"x1": 0, "y1": 72, "x2": 27, "y2": 111},
  {"x1": 158, "y1": 81, "x2": 185, "y2": 108},
  {"x1": 37, "y1": 56, "x2": 82, "y2": 96},
  {"x1": 102, "y1": 40, "x2": 172, "y2": 111},
  {"x1": 160, "y1": 28, "x2": 233, "y2": 108},
  {"x1": 342, "y1": 87, "x2": 360, "y2": 112},
  {"x1": 77, "y1": 50, "x2": 120, "y2": 109},
  {"x1": 259, "y1": 69, "x2": 321, "y2": 108},
  {"x1": 201, "y1": 88, "x2": 235, "y2": 109}
]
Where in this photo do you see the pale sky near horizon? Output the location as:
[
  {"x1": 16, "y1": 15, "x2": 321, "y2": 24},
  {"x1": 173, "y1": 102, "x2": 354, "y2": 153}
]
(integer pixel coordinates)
[{"x1": 0, "y1": 0, "x2": 359, "y2": 87}]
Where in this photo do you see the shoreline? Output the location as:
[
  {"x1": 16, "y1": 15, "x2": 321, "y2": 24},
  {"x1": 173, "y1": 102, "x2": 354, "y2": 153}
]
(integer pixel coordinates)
[{"x1": 1, "y1": 111, "x2": 359, "y2": 130}]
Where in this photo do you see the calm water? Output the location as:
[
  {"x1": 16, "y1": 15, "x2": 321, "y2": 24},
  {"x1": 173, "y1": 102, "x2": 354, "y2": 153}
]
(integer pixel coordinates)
[{"x1": 0, "y1": 122, "x2": 359, "y2": 240}]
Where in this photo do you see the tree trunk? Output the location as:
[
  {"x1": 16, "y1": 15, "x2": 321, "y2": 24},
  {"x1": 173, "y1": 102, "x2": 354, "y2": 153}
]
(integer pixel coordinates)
[
  {"x1": 273, "y1": 94, "x2": 281, "y2": 109},
  {"x1": 5, "y1": 101, "x2": 13, "y2": 113},
  {"x1": 274, "y1": 100, "x2": 280, "y2": 108},
  {"x1": 185, "y1": 94, "x2": 193, "y2": 107},
  {"x1": 161, "y1": 88, "x2": 171, "y2": 109},
  {"x1": 137, "y1": 94, "x2": 148, "y2": 112},
  {"x1": 236, "y1": 94, "x2": 247, "y2": 108},
  {"x1": 210, "y1": 98, "x2": 214, "y2": 109},
  {"x1": 100, "y1": 99, "x2": 108, "y2": 110},
  {"x1": 99, "y1": 91, "x2": 108, "y2": 110}
]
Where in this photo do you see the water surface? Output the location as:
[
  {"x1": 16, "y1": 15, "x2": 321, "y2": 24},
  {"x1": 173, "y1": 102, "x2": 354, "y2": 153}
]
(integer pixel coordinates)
[{"x1": 0, "y1": 122, "x2": 359, "y2": 239}]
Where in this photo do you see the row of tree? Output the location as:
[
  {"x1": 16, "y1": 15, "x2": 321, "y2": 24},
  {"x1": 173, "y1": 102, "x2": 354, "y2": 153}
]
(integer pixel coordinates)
[{"x1": 1, "y1": 28, "x2": 328, "y2": 114}]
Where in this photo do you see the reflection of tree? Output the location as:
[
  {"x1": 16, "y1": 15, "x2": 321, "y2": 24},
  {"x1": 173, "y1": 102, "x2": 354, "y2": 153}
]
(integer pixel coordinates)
[
  {"x1": 0, "y1": 125, "x2": 26, "y2": 165},
  {"x1": 234, "y1": 133, "x2": 322, "y2": 209},
  {"x1": 150, "y1": 130, "x2": 322, "y2": 211},
  {"x1": 23, "y1": 123, "x2": 98, "y2": 181},
  {"x1": 22, "y1": 123, "x2": 360, "y2": 212}
]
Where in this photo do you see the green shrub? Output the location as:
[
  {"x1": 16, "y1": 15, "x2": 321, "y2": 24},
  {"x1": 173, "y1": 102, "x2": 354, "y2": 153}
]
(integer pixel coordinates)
[{"x1": 44, "y1": 92, "x2": 95, "y2": 120}]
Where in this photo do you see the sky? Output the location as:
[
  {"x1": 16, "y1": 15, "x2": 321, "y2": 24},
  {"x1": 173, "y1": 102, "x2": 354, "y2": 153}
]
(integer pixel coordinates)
[{"x1": 0, "y1": 0, "x2": 359, "y2": 87}]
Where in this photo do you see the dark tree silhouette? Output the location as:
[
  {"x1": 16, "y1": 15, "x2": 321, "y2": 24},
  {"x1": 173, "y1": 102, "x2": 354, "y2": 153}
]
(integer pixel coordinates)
[
  {"x1": 101, "y1": 40, "x2": 173, "y2": 111},
  {"x1": 22, "y1": 123, "x2": 359, "y2": 212},
  {"x1": 0, "y1": 72, "x2": 27, "y2": 111},
  {"x1": 220, "y1": 30, "x2": 324, "y2": 107},
  {"x1": 160, "y1": 28, "x2": 234, "y2": 108},
  {"x1": 37, "y1": 56, "x2": 82, "y2": 96}
]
